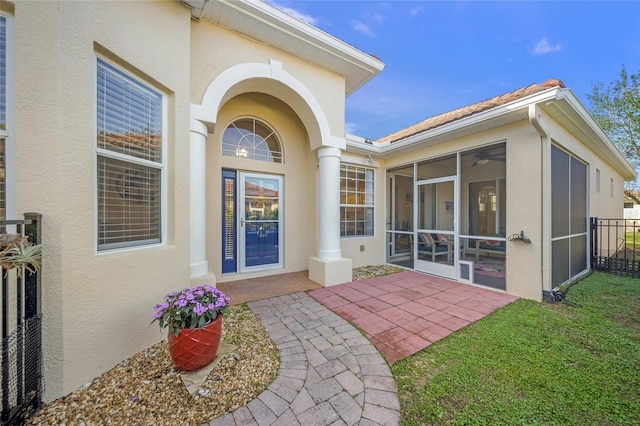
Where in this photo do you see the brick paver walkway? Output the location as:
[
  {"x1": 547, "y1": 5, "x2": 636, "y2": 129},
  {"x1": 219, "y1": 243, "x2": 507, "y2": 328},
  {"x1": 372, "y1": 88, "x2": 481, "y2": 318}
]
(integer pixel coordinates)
[
  {"x1": 210, "y1": 292, "x2": 400, "y2": 426},
  {"x1": 309, "y1": 271, "x2": 518, "y2": 364}
]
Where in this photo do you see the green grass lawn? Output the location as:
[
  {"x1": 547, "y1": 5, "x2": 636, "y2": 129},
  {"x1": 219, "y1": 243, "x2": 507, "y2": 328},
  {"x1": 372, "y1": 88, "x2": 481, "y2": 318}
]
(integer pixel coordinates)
[
  {"x1": 392, "y1": 272, "x2": 640, "y2": 425},
  {"x1": 625, "y1": 232, "x2": 640, "y2": 251}
]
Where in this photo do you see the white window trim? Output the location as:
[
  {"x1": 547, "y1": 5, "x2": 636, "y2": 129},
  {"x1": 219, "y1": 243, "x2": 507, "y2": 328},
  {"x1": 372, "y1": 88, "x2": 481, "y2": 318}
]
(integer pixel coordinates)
[
  {"x1": 93, "y1": 56, "x2": 167, "y2": 253},
  {"x1": 340, "y1": 163, "x2": 376, "y2": 238},
  {"x1": 1, "y1": 13, "x2": 15, "y2": 222},
  {"x1": 610, "y1": 177, "x2": 614, "y2": 198},
  {"x1": 221, "y1": 116, "x2": 284, "y2": 164}
]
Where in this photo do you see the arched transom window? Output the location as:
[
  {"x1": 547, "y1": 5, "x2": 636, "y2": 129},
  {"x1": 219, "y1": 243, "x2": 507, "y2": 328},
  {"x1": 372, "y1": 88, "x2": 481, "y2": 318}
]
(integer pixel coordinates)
[{"x1": 222, "y1": 118, "x2": 283, "y2": 163}]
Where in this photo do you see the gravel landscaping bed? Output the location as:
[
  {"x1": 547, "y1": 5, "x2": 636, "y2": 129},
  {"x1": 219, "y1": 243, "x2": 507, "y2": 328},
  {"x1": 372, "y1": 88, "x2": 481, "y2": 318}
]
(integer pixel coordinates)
[
  {"x1": 352, "y1": 264, "x2": 405, "y2": 281},
  {"x1": 29, "y1": 305, "x2": 278, "y2": 425},
  {"x1": 28, "y1": 265, "x2": 404, "y2": 425}
]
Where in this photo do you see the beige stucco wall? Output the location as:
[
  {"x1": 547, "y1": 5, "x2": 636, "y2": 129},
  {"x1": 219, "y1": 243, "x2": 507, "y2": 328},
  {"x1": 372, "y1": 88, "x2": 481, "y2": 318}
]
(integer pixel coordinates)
[
  {"x1": 504, "y1": 125, "x2": 544, "y2": 300},
  {"x1": 189, "y1": 20, "x2": 346, "y2": 141},
  {"x1": 14, "y1": 1, "x2": 192, "y2": 400}
]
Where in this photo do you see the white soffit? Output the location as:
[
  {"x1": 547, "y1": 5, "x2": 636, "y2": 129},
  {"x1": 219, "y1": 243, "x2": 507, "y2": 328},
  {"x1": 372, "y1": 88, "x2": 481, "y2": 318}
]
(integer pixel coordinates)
[
  {"x1": 180, "y1": 0, "x2": 384, "y2": 96},
  {"x1": 542, "y1": 89, "x2": 636, "y2": 180}
]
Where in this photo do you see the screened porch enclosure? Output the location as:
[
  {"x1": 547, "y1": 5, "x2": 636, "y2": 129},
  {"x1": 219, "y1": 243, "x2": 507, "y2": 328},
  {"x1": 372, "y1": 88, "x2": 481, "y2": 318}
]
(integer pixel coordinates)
[
  {"x1": 386, "y1": 142, "x2": 507, "y2": 291},
  {"x1": 550, "y1": 145, "x2": 588, "y2": 287}
]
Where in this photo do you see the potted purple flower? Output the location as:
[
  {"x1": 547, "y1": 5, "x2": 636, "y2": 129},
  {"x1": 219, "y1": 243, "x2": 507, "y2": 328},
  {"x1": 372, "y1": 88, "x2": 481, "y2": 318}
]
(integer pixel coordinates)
[{"x1": 151, "y1": 285, "x2": 230, "y2": 371}]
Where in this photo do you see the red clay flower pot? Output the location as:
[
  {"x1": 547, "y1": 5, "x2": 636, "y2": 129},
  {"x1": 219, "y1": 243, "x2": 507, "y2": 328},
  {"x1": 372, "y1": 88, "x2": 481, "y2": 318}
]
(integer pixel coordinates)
[{"x1": 167, "y1": 315, "x2": 223, "y2": 371}]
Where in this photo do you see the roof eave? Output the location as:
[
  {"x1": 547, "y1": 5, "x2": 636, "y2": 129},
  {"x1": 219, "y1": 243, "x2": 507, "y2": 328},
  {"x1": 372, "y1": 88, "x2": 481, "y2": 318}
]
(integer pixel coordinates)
[
  {"x1": 372, "y1": 89, "x2": 561, "y2": 157},
  {"x1": 350, "y1": 86, "x2": 635, "y2": 182},
  {"x1": 547, "y1": 89, "x2": 636, "y2": 181},
  {"x1": 180, "y1": 0, "x2": 384, "y2": 95}
]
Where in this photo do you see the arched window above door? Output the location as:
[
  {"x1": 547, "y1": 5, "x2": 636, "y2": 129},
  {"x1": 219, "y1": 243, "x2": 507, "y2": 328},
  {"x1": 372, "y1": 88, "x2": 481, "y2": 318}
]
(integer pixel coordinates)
[{"x1": 222, "y1": 118, "x2": 283, "y2": 163}]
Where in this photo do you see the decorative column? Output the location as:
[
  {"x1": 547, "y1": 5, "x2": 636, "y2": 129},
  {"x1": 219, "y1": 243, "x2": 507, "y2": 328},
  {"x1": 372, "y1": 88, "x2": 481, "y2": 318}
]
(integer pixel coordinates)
[
  {"x1": 309, "y1": 146, "x2": 352, "y2": 286},
  {"x1": 189, "y1": 119, "x2": 209, "y2": 278},
  {"x1": 317, "y1": 146, "x2": 342, "y2": 260}
]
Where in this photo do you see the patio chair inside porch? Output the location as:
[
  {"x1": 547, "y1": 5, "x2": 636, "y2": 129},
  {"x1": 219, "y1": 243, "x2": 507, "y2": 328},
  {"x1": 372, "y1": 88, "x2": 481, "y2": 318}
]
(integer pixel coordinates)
[
  {"x1": 411, "y1": 233, "x2": 452, "y2": 262},
  {"x1": 473, "y1": 234, "x2": 506, "y2": 259}
]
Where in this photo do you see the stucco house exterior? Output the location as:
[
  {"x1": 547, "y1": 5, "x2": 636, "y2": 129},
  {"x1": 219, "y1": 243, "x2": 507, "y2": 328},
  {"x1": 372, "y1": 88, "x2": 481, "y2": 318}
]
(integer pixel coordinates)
[
  {"x1": 0, "y1": 0, "x2": 634, "y2": 402},
  {"x1": 624, "y1": 190, "x2": 640, "y2": 219}
]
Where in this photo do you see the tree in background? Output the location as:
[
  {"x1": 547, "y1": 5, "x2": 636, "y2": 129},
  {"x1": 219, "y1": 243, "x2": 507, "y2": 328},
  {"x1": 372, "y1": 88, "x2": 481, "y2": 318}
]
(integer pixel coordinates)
[{"x1": 588, "y1": 66, "x2": 640, "y2": 189}]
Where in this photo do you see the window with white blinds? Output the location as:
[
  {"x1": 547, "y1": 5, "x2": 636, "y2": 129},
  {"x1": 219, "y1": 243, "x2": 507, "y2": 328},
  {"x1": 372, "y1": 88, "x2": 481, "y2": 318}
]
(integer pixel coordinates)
[{"x1": 96, "y1": 58, "x2": 163, "y2": 250}]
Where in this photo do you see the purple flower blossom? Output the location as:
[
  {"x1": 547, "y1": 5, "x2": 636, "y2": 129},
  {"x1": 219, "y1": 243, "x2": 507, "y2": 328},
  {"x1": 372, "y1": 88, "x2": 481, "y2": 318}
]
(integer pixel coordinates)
[
  {"x1": 193, "y1": 302, "x2": 208, "y2": 316},
  {"x1": 151, "y1": 284, "x2": 230, "y2": 333}
]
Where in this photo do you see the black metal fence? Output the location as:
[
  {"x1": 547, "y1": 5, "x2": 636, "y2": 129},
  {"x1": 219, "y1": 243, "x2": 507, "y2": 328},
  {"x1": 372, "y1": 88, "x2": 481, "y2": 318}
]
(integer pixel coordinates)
[
  {"x1": 1, "y1": 213, "x2": 43, "y2": 425},
  {"x1": 590, "y1": 217, "x2": 640, "y2": 278}
]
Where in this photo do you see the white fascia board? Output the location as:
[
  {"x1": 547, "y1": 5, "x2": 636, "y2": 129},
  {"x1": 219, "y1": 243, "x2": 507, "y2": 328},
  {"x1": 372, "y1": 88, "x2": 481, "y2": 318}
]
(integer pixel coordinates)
[
  {"x1": 554, "y1": 89, "x2": 636, "y2": 180},
  {"x1": 345, "y1": 133, "x2": 383, "y2": 155},
  {"x1": 234, "y1": 1, "x2": 383, "y2": 70}
]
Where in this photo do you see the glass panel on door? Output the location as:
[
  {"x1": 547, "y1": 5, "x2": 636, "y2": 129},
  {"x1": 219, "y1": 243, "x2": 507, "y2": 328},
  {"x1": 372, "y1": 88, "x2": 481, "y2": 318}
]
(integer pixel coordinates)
[
  {"x1": 222, "y1": 170, "x2": 237, "y2": 274},
  {"x1": 241, "y1": 174, "x2": 282, "y2": 270},
  {"x1": 415, "y1": 178, "x2": 456, "y2": 279}
]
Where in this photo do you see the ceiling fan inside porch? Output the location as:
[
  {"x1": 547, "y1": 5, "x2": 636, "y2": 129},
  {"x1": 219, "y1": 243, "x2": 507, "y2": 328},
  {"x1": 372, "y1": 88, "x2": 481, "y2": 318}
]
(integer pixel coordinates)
[{"x1": 471, "y1": 150, "x2": 506, "y2": 167}]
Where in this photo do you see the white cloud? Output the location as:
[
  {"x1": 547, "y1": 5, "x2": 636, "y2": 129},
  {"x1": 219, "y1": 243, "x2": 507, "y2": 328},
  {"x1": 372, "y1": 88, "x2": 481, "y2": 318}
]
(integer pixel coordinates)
[
  {"x1": 345, "y1": 122, "x2": 357, "y2": 134},
  {"x1": 370, "y1": 12, "x2": 385, "y2": 24},
  {"x1": 350, "y1": 19, "x2": 375, "y2": 38},
  {"x1": 532, "y1": 37, "x2": 563, "y2": 55},
  {"x1": 410, "y1": 6, "x2": 424, "y2": 16},
  {"x1": 266, "y1": 1, "x2": 318, "y2": 25}
]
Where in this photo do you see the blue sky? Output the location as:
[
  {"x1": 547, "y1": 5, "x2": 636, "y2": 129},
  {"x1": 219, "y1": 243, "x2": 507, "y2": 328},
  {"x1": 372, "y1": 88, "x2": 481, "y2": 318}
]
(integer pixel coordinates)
[{"x1": 267, "y1": 1, "x2": 640, "y2": 140}]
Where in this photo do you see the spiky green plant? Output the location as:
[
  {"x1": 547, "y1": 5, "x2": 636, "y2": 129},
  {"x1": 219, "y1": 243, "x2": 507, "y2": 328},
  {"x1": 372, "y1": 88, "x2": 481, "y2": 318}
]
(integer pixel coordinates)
[{"x1": 1, "y1": 242, "x2": 42, "y2": 278}]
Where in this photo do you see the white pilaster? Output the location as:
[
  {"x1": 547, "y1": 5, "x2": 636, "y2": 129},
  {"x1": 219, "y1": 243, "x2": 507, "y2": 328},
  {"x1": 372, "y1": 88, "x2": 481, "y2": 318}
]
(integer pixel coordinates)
[{"x1": 190, "y1": 119, "x2": 209, "y2": 278}]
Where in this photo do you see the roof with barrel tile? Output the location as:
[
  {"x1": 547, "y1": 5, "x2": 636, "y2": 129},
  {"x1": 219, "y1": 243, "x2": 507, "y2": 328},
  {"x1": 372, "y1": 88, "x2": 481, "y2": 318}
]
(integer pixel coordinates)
[{"x1": 377, "y1": 78, "x2": 565, "y2": 143}]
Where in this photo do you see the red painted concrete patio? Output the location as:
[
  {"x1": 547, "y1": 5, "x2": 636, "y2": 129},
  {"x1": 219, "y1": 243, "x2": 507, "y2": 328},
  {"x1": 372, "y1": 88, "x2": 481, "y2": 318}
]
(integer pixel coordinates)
[{"x1": 308, "y1": 270, "x2": 518, "y2": 364}]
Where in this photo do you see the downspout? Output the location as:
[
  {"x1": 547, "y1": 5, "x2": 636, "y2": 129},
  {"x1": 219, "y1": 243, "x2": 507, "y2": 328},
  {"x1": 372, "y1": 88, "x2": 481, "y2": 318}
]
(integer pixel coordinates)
[{"x1": 528, "y1": 104, "x2": 554, "y2": 302}]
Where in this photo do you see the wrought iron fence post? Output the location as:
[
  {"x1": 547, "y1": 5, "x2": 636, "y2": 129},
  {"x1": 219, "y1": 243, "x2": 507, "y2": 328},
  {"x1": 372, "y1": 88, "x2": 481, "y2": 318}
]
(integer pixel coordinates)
[
  {"x1": 22, "y1": 212, "x2": 43, "y2": 422},
  {"x1": 23, "y1": 212, "x2": 41, "y2": 319},
  {"x1": 1, "y1": 213, "x2": 43, "y2": 424},
  {"x1": 590, "y1": 217, "x2": 597, "y2": 264}
]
